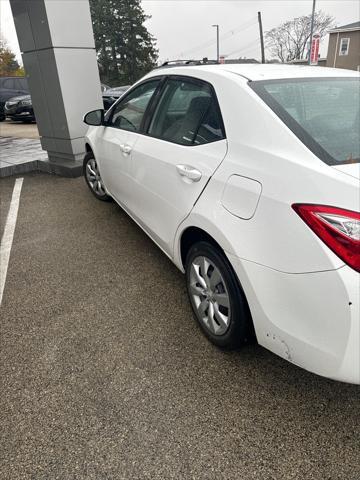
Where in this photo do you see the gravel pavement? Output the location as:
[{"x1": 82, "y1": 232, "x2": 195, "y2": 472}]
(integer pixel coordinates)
[{"x1": 0, "y1": 173, "x2": 359, "y2": 480}]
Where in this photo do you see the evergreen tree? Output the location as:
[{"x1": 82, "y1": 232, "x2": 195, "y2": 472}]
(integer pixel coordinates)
[{"x1": 89, "y1": 0, "x2": 158, "y2": 86}]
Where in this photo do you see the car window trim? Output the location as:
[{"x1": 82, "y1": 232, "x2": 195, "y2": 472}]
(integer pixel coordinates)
[
  {"x1": 249, "y1": 77, "x2": 359, "y2": 166},
  {"x1": 143, "y1": 74, "x2": 226, "y2": 147},
  {"x1": 105, "y1": 73, "x2": 227, "y2": 147},
  {"x1": 141, "y1": 76, "x2": 168, "y2": 133}
]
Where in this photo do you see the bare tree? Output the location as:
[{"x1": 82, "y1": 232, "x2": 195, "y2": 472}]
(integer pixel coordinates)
[{"x1": 266, "y1": 11, "x2": 335, "y2": 63}]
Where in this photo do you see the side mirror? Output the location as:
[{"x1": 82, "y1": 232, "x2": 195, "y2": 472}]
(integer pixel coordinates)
[{"x1": 83, "y1": 109, "x2": 104, "y2": 126}]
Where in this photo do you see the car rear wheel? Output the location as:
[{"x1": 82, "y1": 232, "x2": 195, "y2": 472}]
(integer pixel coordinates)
[
  {"x1": 83, "y1": 151, "x2": 111, "y2": 201},
  {"x1": 185, "y1": 241, "x2": 253, "y2": 349}
]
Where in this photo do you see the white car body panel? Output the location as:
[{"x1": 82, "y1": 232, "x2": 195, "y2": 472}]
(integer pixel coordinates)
[
  {"x1": 228, "y1": 256, "x2": 360, "y2": 384},
  {"x1": 114, "y1": 135, "x2": 227, "y2": 256},
  {"x1": 85, "y1": 64, "x2": 360, "y2": 383},
  {"x1": 333, "y1": 162, "x2": 360, "y2": 180},
  {"x1": 94, "y1": 126, "x2": 139, "y2": 202}
]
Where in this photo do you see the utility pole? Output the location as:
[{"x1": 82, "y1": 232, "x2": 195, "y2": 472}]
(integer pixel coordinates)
[
  {"x1": 212, "y1": 24, "x2": 220, "y2": 62},
  {"x1": 308, "y1": 0, "x2": 316, "y2": 64},
  {"x1": 258, "y1": 11, "x2": 265, "y2": 64}
]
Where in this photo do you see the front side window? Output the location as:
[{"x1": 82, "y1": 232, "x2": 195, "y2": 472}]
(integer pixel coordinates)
[
  {"x1": 251, "y1": 78, "x2": 360, "y2": 165},
  {"x1": 109, "y1": 80, "x2": 159, "y2": 132},
  {"x1": 148, "y1": 78, "x2": 224, "y2": 145},
  {"x1": 339, "y1": 38, "x2": 350, "y2": 56}
]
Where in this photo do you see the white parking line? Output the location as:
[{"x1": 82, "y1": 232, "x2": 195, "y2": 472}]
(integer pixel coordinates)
[{"x1": 0, "y1": 177, "x2": 24, "y2": 307}]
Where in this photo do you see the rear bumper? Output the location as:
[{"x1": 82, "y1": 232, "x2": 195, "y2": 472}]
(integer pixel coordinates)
[{"x1": 228, "y1": 254, "x2": 360, "y2": 384}]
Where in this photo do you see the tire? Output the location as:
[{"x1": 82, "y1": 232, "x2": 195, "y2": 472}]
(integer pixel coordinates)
[
  {"x1": 83, "y1": 151, "x2": 111, "y2": 202},
  {"x1": 185, "y1": 241, "x2": 254, "y2": 349},
  {"x1": 0, "y1": 115, "x2": 5, "y2": 122}
]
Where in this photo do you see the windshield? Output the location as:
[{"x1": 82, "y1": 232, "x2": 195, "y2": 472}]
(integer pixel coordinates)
[
  {"x1": 17, "y1": 77, "x2": 29, "y2": 91},
  {"x1": 251, "y1": 77, "x2": 360, "y2": 165}
]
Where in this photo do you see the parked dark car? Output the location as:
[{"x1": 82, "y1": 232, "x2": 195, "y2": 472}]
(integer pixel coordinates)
[
  {"x1": 0, "y1": 76, "x2": 29, "y2": 121},
  {"x1": 102, "y1": 85, "x2": 131, "y2": 110},
  {"x1": 4, "y1": 94, "x2": 35, "y2": 123}
]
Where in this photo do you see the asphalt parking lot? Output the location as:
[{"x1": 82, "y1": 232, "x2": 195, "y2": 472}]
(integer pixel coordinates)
[
  {"x1": 1, "y1": 173, "x2": 359, "y2": 480},
  {"x1": 0, "y1": 119, "x2": 39, "y2": 139}
]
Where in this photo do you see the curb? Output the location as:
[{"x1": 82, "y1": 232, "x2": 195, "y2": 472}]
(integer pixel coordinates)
[{"x1": 0, "y1": 158, "x2": 83, "y2": 178}]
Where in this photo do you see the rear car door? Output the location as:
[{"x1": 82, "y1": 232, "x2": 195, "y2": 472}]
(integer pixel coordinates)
[
  {"x1": 123, "y1": 76, "x2": 228, "y2": 256},
  {"x1": 96, "y1": 79, "x2": 161, "y2": 202}
]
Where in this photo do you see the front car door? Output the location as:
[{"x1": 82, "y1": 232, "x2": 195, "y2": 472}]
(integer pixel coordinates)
[
  {"x1": 96, "y1": 78, "x2": 161, "y2": 203},
  {"x1": 125, "y1": 76, "x2": 228, "y2": 256}
]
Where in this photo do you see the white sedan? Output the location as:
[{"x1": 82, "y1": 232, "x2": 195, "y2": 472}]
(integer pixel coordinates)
[{"x1": 83, "y1": 63, "x2": 360, "y2": 384}]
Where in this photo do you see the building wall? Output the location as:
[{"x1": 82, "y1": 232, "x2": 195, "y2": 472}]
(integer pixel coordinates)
[{"x1": 326, "y1": 30, "x2": 360, "y2": 71}]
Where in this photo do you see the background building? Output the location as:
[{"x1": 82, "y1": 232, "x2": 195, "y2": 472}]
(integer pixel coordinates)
[{"x1": 326, "y1": 21, "x2": 360, "y2": 71}]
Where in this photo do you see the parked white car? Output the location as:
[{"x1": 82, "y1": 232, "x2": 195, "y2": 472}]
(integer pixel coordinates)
[{"x1": 84, "y1": 64, "x2": 360, "y2": 384}]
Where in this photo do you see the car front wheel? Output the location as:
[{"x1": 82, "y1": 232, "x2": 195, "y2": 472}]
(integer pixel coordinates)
[
  {"x1": 83, "y1": 151, "x2": 111, "y2": 201},
  {"x1": 185, "y1": 241, "x2": 253, "y2": 349}
]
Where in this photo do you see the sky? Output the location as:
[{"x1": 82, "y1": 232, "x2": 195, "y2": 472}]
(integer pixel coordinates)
[{"x1": 1, "y1": 0, "x2": 359, "y2": 65}]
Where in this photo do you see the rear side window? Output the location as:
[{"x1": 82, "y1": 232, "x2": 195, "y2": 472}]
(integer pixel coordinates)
[
  {"x1": 194, "y1": 101, "x2": 225, "y2": 145},
  {"x1": 148, "y1": 78, "x2": 225, "y2": 146},
  {"x1": 251, "y1": 78, "x2": 360, "y2": 165}
]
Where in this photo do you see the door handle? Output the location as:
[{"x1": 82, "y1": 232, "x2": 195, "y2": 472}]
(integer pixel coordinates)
[
  {"x1": 176, "y1": 164, "x2": 202, "y2": 182},
  {"x1": 120, "y1": 144, "x2": 132, "y2": 155}
]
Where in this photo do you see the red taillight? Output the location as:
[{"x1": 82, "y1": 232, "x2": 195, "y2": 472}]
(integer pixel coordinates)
[{"x1": 292, "y1": 204, "x2": 360, "y2": 272}]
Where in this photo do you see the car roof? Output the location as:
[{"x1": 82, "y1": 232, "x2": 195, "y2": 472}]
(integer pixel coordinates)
[{"x1": 153, "y1": 63, "x2": 360, "y2": 81}]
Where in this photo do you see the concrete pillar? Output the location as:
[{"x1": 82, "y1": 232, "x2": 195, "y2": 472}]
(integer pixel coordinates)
[{"x1": 9, "y1": 0, "x2": 103, "y2": 176}]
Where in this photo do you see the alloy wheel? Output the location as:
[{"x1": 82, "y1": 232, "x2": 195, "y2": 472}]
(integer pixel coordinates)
[{"x1": 85, "y1": 158, "x2": 107, "y2": 197}]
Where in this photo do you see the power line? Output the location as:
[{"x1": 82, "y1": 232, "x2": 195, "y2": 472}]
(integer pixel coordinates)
[
  {"x1": 176, "y1": 16, "x2": 257, "y2": 58},
  {"x1": 179, "y1": 17, "x2": 257, "y2": 57},
  {"x1": 217, "y1": 16, "x2": 257, "y2": 42},
  {"x1": 226, "y1": 37, "x2": 259, "y2": 58}
]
